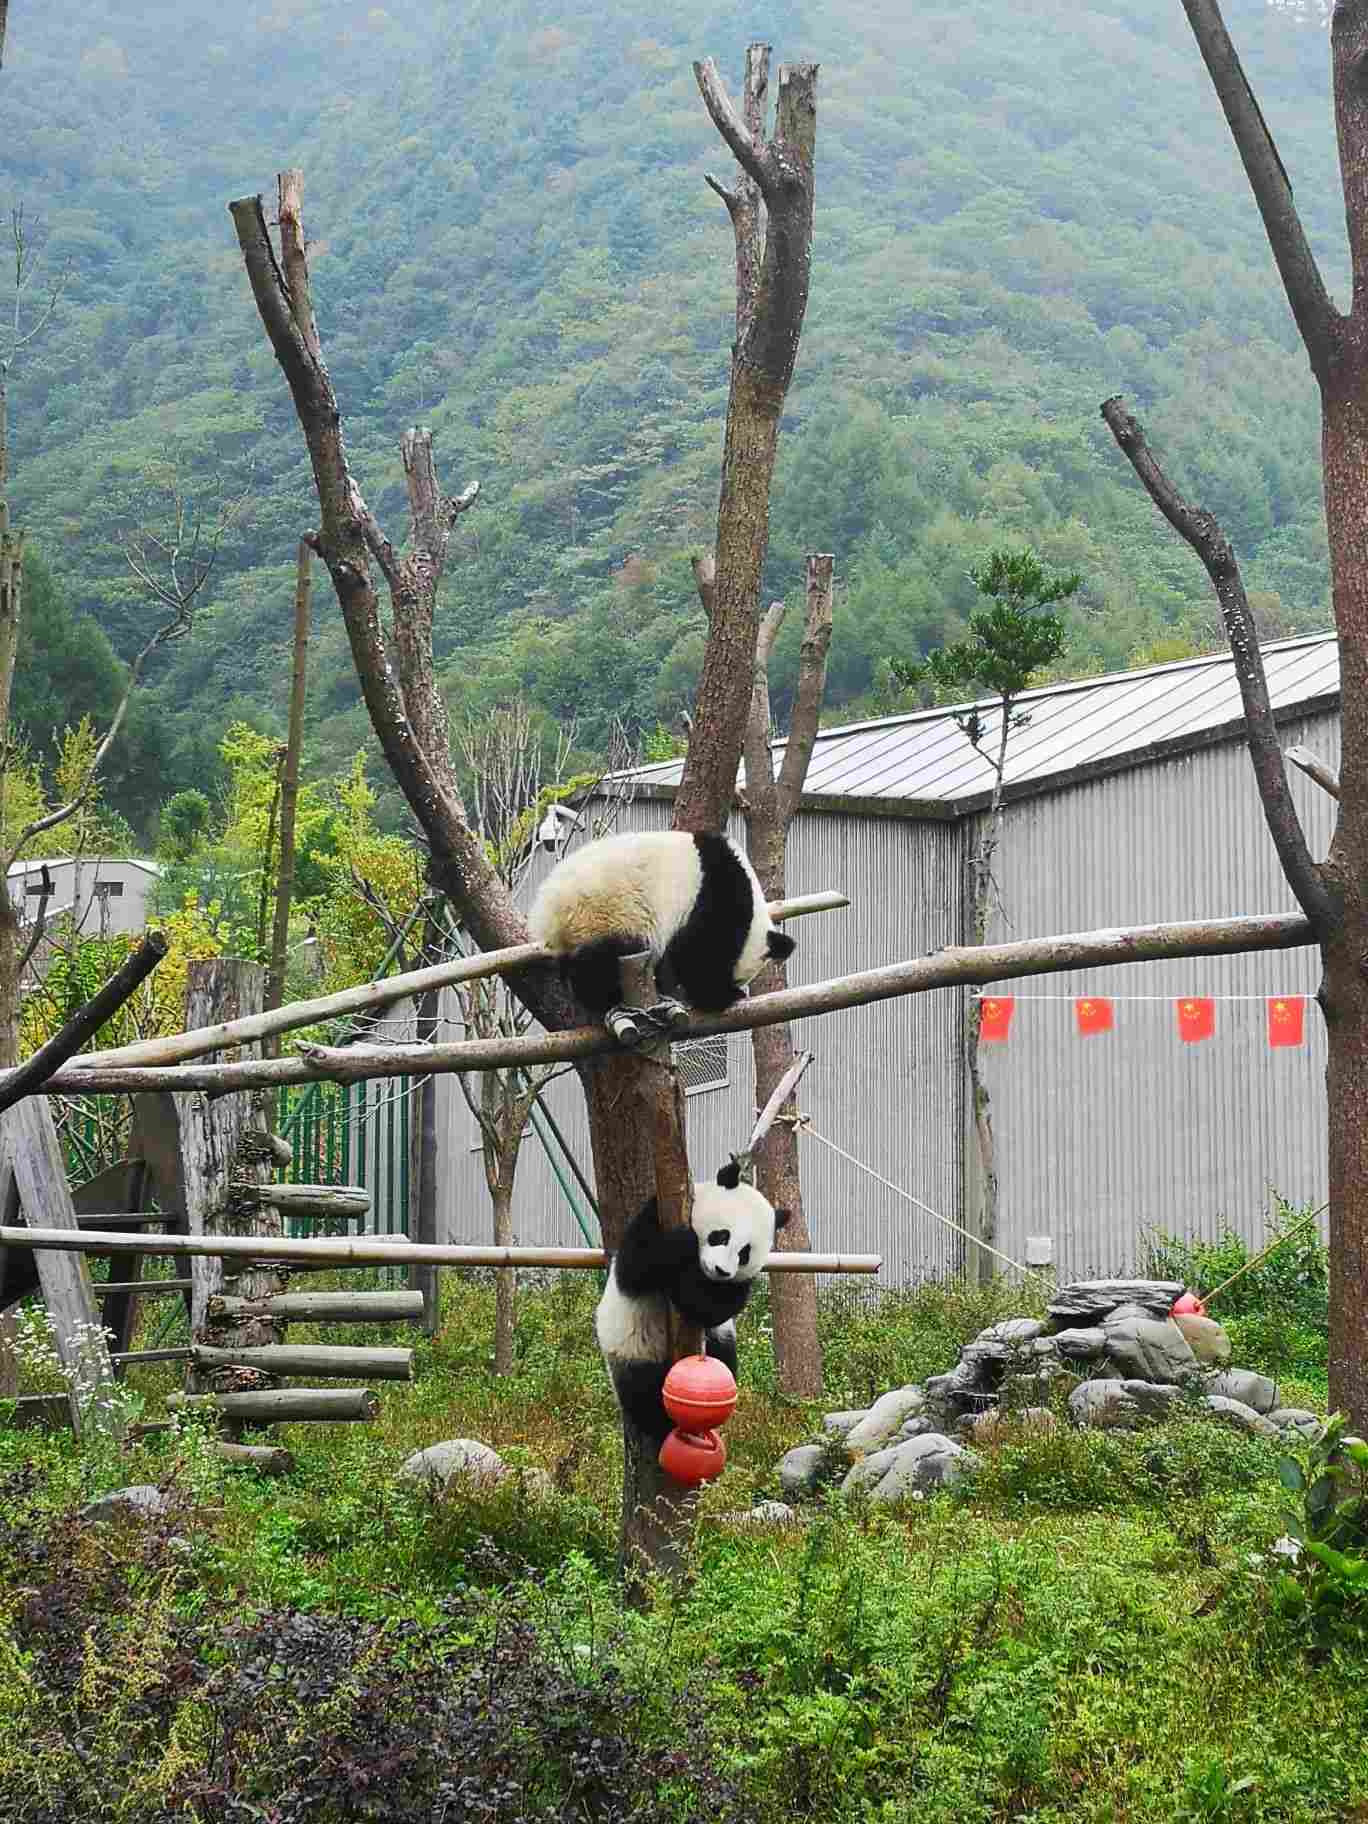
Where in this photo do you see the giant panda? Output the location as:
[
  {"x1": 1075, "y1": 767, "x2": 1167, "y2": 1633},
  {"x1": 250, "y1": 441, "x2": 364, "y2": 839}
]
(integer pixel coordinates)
[
  {"x1": 595, "y1": 1161, "x2": 790, "y2": 1448},
  {"x1": 529, "y1": 829, "x2": 795, "y2": 1018}
]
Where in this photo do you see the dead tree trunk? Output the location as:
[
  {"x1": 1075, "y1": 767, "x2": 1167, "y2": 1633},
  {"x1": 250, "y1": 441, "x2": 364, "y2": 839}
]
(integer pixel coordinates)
[{"x1": 740, "y1": 555, "x2": 834, "y2": 1398}]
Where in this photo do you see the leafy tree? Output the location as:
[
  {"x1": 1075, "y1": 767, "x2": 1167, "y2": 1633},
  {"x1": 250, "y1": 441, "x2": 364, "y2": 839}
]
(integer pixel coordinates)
[{"x1": 892, "y1": 548, "x2": 1080, "y2": 1279}]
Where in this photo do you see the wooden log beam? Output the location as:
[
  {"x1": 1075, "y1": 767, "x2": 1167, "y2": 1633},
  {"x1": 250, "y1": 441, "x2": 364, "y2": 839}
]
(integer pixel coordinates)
[
  {"x1": 215, "y1": 1440, "x2": 295, "y2": 1474},
  {"x1": 100, "y1": 1278, "x2": 194, "y2": 1295},
  {"x1": 166, "y1": 1387, "x2": 379, "y2": 1423},
  {"x1": 191, "y1": 1342, "x2": 413, "y2": 1380},
  {"x1": 9, "y1": 909, "x2": 1317, "y2": 1098},
  {"x1": 208, "y1": 1290, "x2": 424, "y2": 1323},
  {"x1": 0, "y1": 1225, "x2": 881, "y2": 1274},
  {"x1": 235, "y1": 1182, "x2": 370, "y2": 1219},
  {"x1": 65, "y1": 890, "x2": 848, "y2": 1074},
  {"x1": 0, "y1": 931, "x2": 169, "y2": 1112}
]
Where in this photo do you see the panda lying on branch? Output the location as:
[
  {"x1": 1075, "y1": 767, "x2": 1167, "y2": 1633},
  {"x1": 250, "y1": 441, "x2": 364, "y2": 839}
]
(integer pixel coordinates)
[
  {"x1": 529, "y1": 829, "x2": 795, "y2": 1023},
  {"x1": 596, "y1": 1162, "x2": 789, "y2": 1449}
]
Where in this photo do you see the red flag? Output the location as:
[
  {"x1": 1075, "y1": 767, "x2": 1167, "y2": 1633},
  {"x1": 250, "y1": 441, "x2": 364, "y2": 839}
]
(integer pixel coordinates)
[
  {"x1": 978, "y1": 995, "x2": 1015, "y2": 1042},
  {"x1": 1074, "y1": 996, "x2": 1114, "y2": 1036},
  {"x1": 1176, "y1": 997, "x2": 1216, "y2": 1043},
  {"x1": 1267, "y1": 996, "x2": 1306, "y2": 1048}
]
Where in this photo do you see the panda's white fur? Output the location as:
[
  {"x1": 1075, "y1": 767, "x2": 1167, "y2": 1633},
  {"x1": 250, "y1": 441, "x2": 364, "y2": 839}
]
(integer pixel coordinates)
[
  {"x1": 529, "y1": 829, "x2": 793, "y2": 1016},
  {"x1": 596, "y1": 1168, "x2": 789, "y2": 1445}
]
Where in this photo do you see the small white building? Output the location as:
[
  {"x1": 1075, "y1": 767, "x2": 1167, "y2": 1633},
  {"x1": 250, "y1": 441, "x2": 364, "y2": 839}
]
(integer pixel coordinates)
[{"x1": 6, "y1": 856, "x2": 163, "y2": 947}]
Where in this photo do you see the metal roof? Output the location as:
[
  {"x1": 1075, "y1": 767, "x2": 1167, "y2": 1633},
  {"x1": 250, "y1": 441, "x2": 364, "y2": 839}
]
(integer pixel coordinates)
[{"x1": 624, "y1": 633, "x2": 1340, "y2": 817}]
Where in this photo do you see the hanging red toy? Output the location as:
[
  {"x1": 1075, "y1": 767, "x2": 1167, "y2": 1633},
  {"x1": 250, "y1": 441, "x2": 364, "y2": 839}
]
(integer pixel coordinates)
[
  {"x1": 1171, "y1": 1290, "x2": 1208, "y2": 1317},
  {"x1": 658, "y1": 1355, "x2": 738, "y2": 1484}
]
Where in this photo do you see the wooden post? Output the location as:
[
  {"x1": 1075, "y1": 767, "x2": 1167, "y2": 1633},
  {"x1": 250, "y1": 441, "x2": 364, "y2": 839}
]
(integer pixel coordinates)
[{"x1": 1, "y1": 1097, "x2": 117, "y2": 1433}]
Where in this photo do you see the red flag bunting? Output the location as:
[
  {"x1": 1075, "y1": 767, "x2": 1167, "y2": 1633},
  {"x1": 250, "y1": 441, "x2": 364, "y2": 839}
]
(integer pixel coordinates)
[
  {"x1": 1267, "y1": 996, "x2": 1306, "y2": 1048},
  {"x1": 978, "y1": 995, "x2": 1015, "y2": 1041},
  {"x1": 1074, "y1": 996, "x2": 1114, "y2": 1036},
  {"x1": 1176, "y1": 997, "x2": 1216, "y2": 1043}
]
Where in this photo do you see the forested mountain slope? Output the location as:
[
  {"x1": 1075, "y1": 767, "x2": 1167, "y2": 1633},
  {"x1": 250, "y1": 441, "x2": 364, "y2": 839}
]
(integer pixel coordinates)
[{"x1": 0, "y1": 0, "x2": 1345, "y2": 826}]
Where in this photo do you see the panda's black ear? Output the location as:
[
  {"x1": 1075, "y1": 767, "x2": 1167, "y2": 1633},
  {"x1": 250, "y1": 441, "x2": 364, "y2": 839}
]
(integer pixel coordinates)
[
  {"x1": 716, "y1": 1158, "x2": 742, "y2": 1191},
  {"x1": 773, "y1": 1207, "x2": 792, "y2": 1231},
  {"x1": 767, "y1": 928, "x2": 796, "y2": 962}
]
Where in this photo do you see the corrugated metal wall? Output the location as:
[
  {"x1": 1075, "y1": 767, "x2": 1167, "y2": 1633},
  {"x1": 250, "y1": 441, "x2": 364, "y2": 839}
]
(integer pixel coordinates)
[
  {"x1": 980, "y1": 714, "x2": 1337, "y2": 1277},
  {"x1": 431, "y1": 798, "x2": 965, "y2": 1285}
]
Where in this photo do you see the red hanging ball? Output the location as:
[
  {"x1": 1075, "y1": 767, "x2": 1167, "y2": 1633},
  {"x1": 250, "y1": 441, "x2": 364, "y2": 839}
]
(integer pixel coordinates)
[
  {"x1": 663, "y1": 1354, "x2": 738, "y2": 1432},
  {"x1": 1171, "y1": 1291, "x2": 1208, "y2": 1317},
  {"x1": 658, "y1": 1425, "x2": 727, "y2": 1485}
]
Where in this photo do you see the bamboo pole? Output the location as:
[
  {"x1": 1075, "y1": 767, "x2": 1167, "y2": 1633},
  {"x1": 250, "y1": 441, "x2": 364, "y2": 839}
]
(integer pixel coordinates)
[
  {"x1": 23, "y1": 910, "x2": 1314, "y2": 1099},
  {"x1": 66, "y1": 890, "x2": 849, "y2": 1073},
  {"x1": 0, "y1": 1224, "x2": 880, "y2": 1274}
]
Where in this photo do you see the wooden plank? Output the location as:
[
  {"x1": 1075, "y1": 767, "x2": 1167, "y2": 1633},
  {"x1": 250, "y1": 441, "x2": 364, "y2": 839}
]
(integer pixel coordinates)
[
  {"x1": 209, "y1": 1290, "x2": 423, "y2": 1324},
  {"x1": 1, "y1": 1392, "x2": 76, "y2": 1431},
  {"x1": 191, "y1": 1342, "x2": 412, "y2": 1380},
  {"x1": 75, "y1": 1159, "x2": 151, "y2": 1355},
  {"x1": 166, "y1": 1386, "x2": 379, "y2": 1423},
  {"x1": 1, "y1": 1098, "x2": 116, "y2": 1434}
]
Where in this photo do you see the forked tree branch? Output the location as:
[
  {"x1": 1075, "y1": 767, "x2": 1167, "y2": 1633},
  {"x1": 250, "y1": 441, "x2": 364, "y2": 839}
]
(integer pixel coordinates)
[
  {"x1": 21, "y1": 910, "x2": 1315, "y2": 1097},
  {"x1": 1102, "y1": 396, "x2": 1333, "y2": 930},
  {"x1": 1181, "y1": 0, "x2": 1338, "y2": 369},
  {"x1": 1286, "y1": 744, "x2": 1341, "y2": 800}
]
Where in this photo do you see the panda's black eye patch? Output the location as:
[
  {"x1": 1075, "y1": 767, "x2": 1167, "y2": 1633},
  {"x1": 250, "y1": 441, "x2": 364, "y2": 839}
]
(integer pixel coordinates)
[
  {"x1": 707, "y1": 1230, "x2": 729, "y2": 1247},
  {"x1": 739, "y1": 1244, "x2": 751, "y2": 1265}
]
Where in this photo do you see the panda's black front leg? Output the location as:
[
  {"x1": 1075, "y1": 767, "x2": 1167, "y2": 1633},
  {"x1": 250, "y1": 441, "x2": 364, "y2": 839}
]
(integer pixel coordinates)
[
  {"x1": 613, "y1": 1195, "x2": 701, "y2": 1300},
  {"x1": 608, "y1": 1360, "x2": 674, "y2": 1452}
]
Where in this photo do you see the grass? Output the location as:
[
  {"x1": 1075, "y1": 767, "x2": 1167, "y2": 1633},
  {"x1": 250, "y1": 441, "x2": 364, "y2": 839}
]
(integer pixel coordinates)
[{"x1": 0, "y1": 1247, "x2": 1361, "y2": 1824}]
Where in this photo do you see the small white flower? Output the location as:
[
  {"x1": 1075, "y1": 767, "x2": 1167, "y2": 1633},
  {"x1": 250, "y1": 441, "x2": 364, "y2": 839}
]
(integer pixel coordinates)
[
  {"x1": 1246, "y1": 1552, "x2": 1266, "y2": 1568},
  {"x1": 1271, "y1": 1535, "x2": 1302, "y2": 1562}
]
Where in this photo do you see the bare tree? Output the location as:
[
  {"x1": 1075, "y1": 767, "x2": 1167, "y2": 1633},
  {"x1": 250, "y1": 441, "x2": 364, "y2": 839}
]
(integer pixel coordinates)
[
  {"x1": 737, "y1": 555, "x2": 833, "y2": 1398},
  {"x1": 230, "y1": 49, "x2": 818, "y2": 1581},
  {"x1": 1091, "y1": 0, "x2": 1368, "y2": 1431}
]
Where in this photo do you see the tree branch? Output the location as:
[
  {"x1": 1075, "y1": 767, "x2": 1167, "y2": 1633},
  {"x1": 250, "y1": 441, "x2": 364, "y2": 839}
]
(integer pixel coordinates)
[
  {"x1": 1286, "y1": 744, "x2": 1341, "y2": 800},
  {"x1": 14, "y1": 863, "x2": 52, "y2": 977},
  {"x1": 776, "y1": 553, "x2": 835, "y2": 825},
  {"x1": 0, "y1": 930, "x2": 168, "y2": 1111},
  {"x1": 25, "y1": 910, "x2": 1314, "y2": 1097},
  {"x1": 1102, "y1": 395, "x2": 1333, "y2": 930},
  {"x1": 693, "y1": 54, "x2": 774, "y2": 194},
  {"x1": 1181, "y1": 0, "x2": 1338, "y2": 369}
]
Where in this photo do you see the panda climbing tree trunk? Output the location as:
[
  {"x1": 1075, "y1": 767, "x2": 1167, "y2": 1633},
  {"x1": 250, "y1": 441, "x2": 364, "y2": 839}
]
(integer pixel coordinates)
[{"x1": 739, "y1": 555, "x2": 835, "y2": 1400}]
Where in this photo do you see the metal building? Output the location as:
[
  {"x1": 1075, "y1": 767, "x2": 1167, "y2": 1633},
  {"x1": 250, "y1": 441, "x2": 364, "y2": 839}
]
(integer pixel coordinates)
[{"x1": 432, "y1": 633, "x2": 1338, "y2": 1283}]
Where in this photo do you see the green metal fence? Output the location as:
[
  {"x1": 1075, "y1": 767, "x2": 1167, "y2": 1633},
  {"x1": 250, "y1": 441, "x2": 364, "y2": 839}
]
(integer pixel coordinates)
[{"x1": 275, "y1": 1079, "x2": 411, "y2": 1237}]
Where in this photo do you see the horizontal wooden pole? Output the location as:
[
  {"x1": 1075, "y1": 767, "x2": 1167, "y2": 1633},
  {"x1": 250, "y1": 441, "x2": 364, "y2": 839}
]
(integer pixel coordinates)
[
  {"x1": 167, "y1": 1387, "x2": 379, "y2": 1423},
  {"x1": 62, "y1": 889, "x2": 849, "y2": 1074},
  {"x1": 192, "y1": 1342, "x2": 413, "y2": 1380},
  {"x1": 112, "y1": 1347, "x2": 194, "y2": 1365},
  {"x1": 208, "y1": 1290, "x2": 424, "y2": 1323},
  {"x1": 240, "y1": 1183, "x2": 370, "y2": 1216},
  {"x1": 0, "y1": 1224, "x2": 881, "y2": 1275},
  {"x1": 100, "y1": 1278, "x2": 193, "y2": 1295},
  {"x1": 216, "y1": 1440, "x2": 295, "y2": 1474},
  {"x1": 23, "y1": 911, "x2": 1314, "y2": 1098}
]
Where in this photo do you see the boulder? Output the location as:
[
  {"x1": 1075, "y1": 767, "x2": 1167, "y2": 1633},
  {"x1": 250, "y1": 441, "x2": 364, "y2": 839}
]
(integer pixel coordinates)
[
  {"x1": 1053, "y1": 1326, "x2": 1107, "y2": 1362},
  {"x1": 1048, "y1": 1279, "x2": 1184, "y2": 1325},
  {"x1": 1068, "y1": 1379, "x2": 1180, "y2": 1429},
  {"x1": 867, "y1": 1434, "x2": 980, "y2": 1503},
  {"x1": 844, "y1": 1386, "x2": 925, "y2": 1455},
  {"x1": 1203, "y1": 1395, "x2": 1279, "y2": 1440},
  {"x1": 895, "y1": 1414, "x2": 935, "y2": 1443},
  {"x1": 841, "y1": 1445, "x2": 902, "y2": 1493},
  {"x1": 1270, "y1": 1408, "x2": 1322, "y2": 1442},
  {"x1": 1101, "y1": 1312, "x2": 1198, "y2": 1385},
  {"x1": 821, "y1": 1409, "x2": 870, "y2": 1438},
  {"x1": 1171, "y1": 1313, "x2": 1232, "y2": 1366},
  {"x1": 977, "y1": 1318, "x2": 1046, "y2": 1348},
  {"x1": 1206, "y1": 1369, "x2": 1278, "y2": 1415},
  {"x1": 80, "y1": 1484, "x2": 171, "y2": 1523},
  {"x1": 400, "y1": 1439, "x2": 507, "y2": 1488},
  {"x1": 778, "y1": 1443, "x2": 833, "y2": 1499}
]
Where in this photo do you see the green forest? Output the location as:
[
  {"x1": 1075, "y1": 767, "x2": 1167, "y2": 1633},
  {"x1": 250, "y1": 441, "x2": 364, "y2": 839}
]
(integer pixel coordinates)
[{"x1": 0, "y1": 0, "x2": 1347, "y2": 834}]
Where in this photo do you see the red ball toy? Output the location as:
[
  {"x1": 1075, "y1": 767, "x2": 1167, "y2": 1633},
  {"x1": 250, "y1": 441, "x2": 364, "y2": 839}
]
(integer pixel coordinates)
[
  {"x1": 662, "y1": 1354, "x2": 738, "y2": 1432},
  {"x1": 1171, "y1": 1291, "x2": 1208, "y2": 1317},
  {"x1": 659, "y1": 1425, "x2": 727, "y2": 1485}
]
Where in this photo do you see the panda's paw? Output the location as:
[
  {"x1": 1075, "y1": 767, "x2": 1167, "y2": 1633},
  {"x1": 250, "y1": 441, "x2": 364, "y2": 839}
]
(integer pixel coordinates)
[{"x1": 604, "y1": 1006, "x2": 646, "y2": 1048}]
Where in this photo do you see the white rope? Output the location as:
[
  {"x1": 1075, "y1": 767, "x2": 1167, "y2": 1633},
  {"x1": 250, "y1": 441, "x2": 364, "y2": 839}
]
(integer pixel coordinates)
[{"x1": 797, "y1": 1118, "x2": 1056, "y2": 1290}]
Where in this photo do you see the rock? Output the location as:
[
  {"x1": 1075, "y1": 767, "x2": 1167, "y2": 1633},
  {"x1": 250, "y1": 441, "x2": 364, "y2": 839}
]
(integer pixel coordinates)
[
  {"x1": 844, "y1": 1386, "x2": 925, "y2": 1455},
  {"x1": 960, "y1": 1340, "x2": 1011, "y2": 1375},
  {"x1": 922, "y1": 1366, "x2": 994, "y2": 1430},
  {"x1": 1053, "y1": 1326, "x2": 1108, "y2": 1362},
  {"x1": 80, "y1": 1484, "x2": 171, "y2": 1523},
  {"x1": 822, "y1": 1409, "x2": 869, "y2": 1438},
  {"x1": 868, "y1": 1434, "x2": 980, "y2": 1503},
  {"x1": 1171, "y1": 1313, "x2": 1232, "y2": 1366},
  {"x1": 1068, "y1": 1379, "x2": 1180, "y2": 1429},
  {"x1": 778, "y1": 1443, "x2": 833, "y2": 1499},
  {"x1": 1101, "y1": 1313, "x2": 1199, "y2": 1385},
  {"x1": 895, "y1": 1415, "x2": 935, "y2": 1442},
  {"x1": 1048, "y1": 1279, "x2": 1184, "y2": 1325},
  {"x1": 399, "y1": 1440, "x2": 507, "y2": 1488},
  {"x1": 1206, "y1": 1370, "x2": 1278, "y2": 1415},
  {"x1": 511, "y1": 1465, "x2": 556, "y2": 1501},
  {"x1": 1270, "y1": 1408, "x2": 1322, "y2": 1442},
  {"x1": 977, "y1": 1318, "x2": 1046, "y2": 1348},
  {"x1": 841, "y1": 1445, "x2": 902, "y2": 1493},
  {"x1": 1203, "y1": 1395, "x2": 1279, "y2": 1439},
  {"x1": 972, "y1": 1405, "x2": 1059, "y2": 1444}
]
